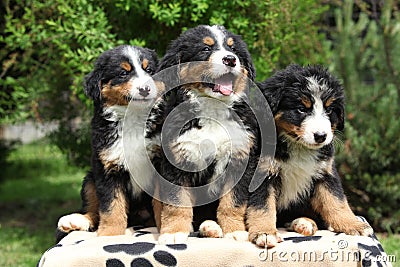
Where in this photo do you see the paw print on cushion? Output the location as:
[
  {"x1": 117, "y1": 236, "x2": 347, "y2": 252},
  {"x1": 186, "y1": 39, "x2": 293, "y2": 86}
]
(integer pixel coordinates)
[
  {"x1": 153, "y1": 250, "x2": 177, "y2": 266},
  {"x1": 106, "y1": 258, "x2": 125, "y2": 267},
  {"x1": 104, "y1": 241, "x2": 187, "y2": 267},
  {"x1": 166, "y1": 244, "x2": 187, "y2": 251},
  {"x1": 131, "y1": 258, "x2": 153, "y2": 267},
  {"x1": 284, "y1": 236, "x2": 322, "y2": 243},
  {"x1": 104, "y1": 242, "x2": 155, "y2": 255}
]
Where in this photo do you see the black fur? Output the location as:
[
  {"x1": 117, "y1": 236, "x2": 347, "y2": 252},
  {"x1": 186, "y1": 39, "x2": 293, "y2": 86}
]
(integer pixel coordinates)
[
  {"x1": 248, "y1": 64, "x2": 351, "y2": 236},
  {"x1": 247, "y1": 65, "x2": 371, "y2": 248},
  {"x1": 87, "y1": 45, "x2": 160, "y2": 222},
  {"x1": 56, "y1": 45, "x2": 162, "y2": 242},
  {"x1": 259, "y1": 64, "x2": 344, "y2": 131},
  {"x1": 249, "y1": 64, "x2": 346, "y2": 227},
  {"x1": 156, "y1": 25, "x2": 259, "y2": 236},
  {"x1": 157, "y1": 25, "x2": 255, "y2": 81},
  {"x1": 85, "y1": 46, "x2": 158, "y2": 101}
]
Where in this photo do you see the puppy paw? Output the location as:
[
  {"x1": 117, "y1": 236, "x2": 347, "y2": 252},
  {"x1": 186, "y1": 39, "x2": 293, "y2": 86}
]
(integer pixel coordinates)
[
  {"x1": 57, "y1": 213, "x2": 90, "y2": 233},
  {"x1": 249, "y1": 231, "x2": 283, "y2": 248},
  {"x1": 330, "y1": 221, "x2": 373, "y2": 236},
  {"x1": 199, "y1": 220, "x2": 223, "y2": 238},
  {"x1": 224, "y1": 230, "x2": 249, "y2": 242},
  {"x1": 360, "y1": 225, "x2": 374, "y2": 236},
  {"x1": 158, "y1": 232, "x2": 189, "y2": 244},
  {"x1": 290, "y1": 217, "x2": 318, "y2": 236}
]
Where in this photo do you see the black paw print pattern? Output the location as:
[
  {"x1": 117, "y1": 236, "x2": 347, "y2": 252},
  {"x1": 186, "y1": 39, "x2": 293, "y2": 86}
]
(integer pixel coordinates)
[{"x1": 104, "y1": 241, "x2": 188, "y2": 267}]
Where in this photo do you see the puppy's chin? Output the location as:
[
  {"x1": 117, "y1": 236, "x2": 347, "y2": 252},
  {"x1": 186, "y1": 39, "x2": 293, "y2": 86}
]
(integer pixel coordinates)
[
  {"x1": 282, "y1": 133, "x2": 329, "y2": 150},
  {"x1": 300, "y1": 141, "x2": 327, "y2": 150},
  {"x1": 129, "y1": 97, "x2": 156, "y2": 103}
]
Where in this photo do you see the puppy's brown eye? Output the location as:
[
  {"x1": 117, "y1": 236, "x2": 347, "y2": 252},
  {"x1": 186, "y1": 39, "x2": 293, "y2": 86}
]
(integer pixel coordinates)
[
  {"x1": 120, "y1": 70, "x2": 129, "y2": 77},
  {"x1": 145, "y1": 67, "x2": 153, "y2": 74},
  {"x1": 297, "y1": 107, "x2": 308, "y2": 114},
  {"x1": 203, "y1": 46, "x2": 211, "y2": 52}
]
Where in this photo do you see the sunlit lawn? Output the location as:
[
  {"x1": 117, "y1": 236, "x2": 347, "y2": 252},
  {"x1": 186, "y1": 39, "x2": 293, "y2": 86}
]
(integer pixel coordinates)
[
  {"x1": 0, "y1": 140, "x2": 85, "y2": 267},
  {"x1": 0, "y1": 141, "x2": 398, "y2": 266}
]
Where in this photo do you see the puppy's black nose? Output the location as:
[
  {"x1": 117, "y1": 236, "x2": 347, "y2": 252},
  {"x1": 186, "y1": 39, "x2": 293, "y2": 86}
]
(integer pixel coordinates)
[
  {"x1": 314, "y1": 132, "x2": 327, "y2": 143},
  {"x1": 222, "y1": 55, "x2": 236, "y2": 67},
  {"x1": 138, "y1": 86, "x2": 150, "y2": 97}
]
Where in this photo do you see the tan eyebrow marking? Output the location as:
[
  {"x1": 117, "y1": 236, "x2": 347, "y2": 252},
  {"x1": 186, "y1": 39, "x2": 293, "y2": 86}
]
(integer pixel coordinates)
[
  {"x1": 203, "y1": 36, "x2": 215, "y2": 46},
  {"x1": 325, "y1": 97, "x2": 335, "y2": 107},
  {"x1": 142, "y1": 58, "x2": 149, "y2": 70},
  {"x1": 301, "y1": 96, "x2": 312, "y2": 109},
  {"x1": 120, "y1": 62, "x2": 132, "y2": 72},
  {"x1": 227, "y1": 37, "x2": 234, "y2": 46}
]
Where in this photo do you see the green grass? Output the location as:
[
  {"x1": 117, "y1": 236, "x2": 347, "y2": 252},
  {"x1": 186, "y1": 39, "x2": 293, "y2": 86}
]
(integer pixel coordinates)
[
  {"x1": 376, "y1": 233, "x2": 400, "y2": 267},
  {"x1": 0, "y1": 140, "x2": 85, "y2": 267},
  {"x1": 0, "y1": 141, "x2": 399, "y2": 266}
]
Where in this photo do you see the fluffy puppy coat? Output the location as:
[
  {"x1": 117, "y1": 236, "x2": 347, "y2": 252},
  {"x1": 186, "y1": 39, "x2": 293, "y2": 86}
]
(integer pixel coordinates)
[
  {"x1": 246, "y1": 64, "x2": 373, "y2": 247},
  {"x1": 57, "y1": 45, "x2": 164, "y2": 239},
  {"x1": 154, "y1": 25, "x2": 258, "y2": 244}
]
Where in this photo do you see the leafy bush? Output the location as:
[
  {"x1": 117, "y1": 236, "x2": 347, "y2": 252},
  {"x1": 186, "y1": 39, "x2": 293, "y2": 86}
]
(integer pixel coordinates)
[
  {"x1": 1, "y1": 0, "x2": 399, "y2": 232},
  {"x1": 329, "y1": 0, "x2": 400, "y2": 232},
  {"x1": 0, "y1": 0, "x2": 329, "y2": 167},
  {"x1": 101, "y1": 0, "x2": 329, "y2": 80},
  {"x1": 1, "y1": 0, "x2": 123, "y2": 165}
]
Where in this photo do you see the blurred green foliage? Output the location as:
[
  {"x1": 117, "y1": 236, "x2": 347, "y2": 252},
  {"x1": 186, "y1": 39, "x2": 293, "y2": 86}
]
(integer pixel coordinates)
[
  {"x1": 330, "y1": 0, "x2": 400, "y2": 232},
  {"x1": 0, "y1": 0, "x2": 328, "y2": 123},
  {"x1": 1, "y1": 0, "x2": 399, "y2": 231},
  {"x1": 0, "y1": 0, "x2": 328, "y2": 167}
]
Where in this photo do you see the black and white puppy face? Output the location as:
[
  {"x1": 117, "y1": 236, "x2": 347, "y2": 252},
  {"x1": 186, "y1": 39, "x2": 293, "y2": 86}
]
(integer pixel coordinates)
[
  {"x1": 261, "y1": 64, "x2": 344, "y2": 149},
  {"x1": 158, "y1": 25, "x2": 255, "y2": 103},
  {"x1": 84, "y1": 45, "x2": 160, "y2": 108}
]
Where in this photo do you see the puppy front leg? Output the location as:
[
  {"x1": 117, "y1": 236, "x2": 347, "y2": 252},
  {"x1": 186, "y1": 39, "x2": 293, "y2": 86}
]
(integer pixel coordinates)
[
  {"x1": 158, "y1": 204, "x2": 193, "y2": 244},
  {"x1": 217, "y1": 190, "x2": 248, "y2": 241},
  {"x1": 246, "y1": 187, "x2": 282, "y2": 248},
  {"x1": 311, "y1": 181, "x2": 373, "y2": 236},
  {"x1": 158, "y1": 188, "x2": 193, "y2": 244},
  {"x1": 97, "y1": 185, "x2": 128, "y2": 236},
  {"x1": 152, "y1": 198, "x2": 162, "y2": 232},
  {"x1": 58, "y1": 176, "x2": 99, "y2": 233}
]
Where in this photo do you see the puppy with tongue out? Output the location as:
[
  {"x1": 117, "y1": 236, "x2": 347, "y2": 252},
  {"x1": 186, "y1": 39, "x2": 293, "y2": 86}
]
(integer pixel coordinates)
[
  {"x1": 177, "y1": 55, "x2": 249, "y2": 104},
  {"x1": 155, "y1": 25, "x2": 257, "y2": 245},
  {"x1": 213, "y1": 73, "x2": 235, "y2": 96}
]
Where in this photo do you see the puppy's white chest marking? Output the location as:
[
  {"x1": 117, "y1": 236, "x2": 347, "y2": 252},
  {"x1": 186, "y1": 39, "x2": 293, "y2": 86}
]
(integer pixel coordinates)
[
  {"x1": 277, "y1": 144, "x2": 327, "y2": 210},
  {"x1": 101, "y1": 105, "x2": 155, "y2": 195},
  {"x1": 173, "y1": 106, "x2": 252, "y2": 182},
  {"x1": 175, "y1": 119, "x2": 249, "y2": 161}
]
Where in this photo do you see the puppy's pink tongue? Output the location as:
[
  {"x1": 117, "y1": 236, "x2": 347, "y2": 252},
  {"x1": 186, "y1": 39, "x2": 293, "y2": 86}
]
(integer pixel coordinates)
[{"x1": 214, "y1": 78, "x2": 233, "y2": 96}]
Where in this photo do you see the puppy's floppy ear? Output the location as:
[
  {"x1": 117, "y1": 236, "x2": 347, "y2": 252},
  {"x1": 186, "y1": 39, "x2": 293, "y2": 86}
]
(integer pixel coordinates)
[
  {"x1": 336, "y1": 104, "x2": 345, "y2": 131},
  {"x1": 84, "y1": 70, "x2": 103, "y2": 100},
  {"x1": 157, "y1": 46, "x2": 181, "y2": 72},
  {"x1": 256, "y1": 76, "x2": 284, "y2": 115},
  {"x1": 242, "y1": 56, "x2": 255, "y2": 82},
  {"x1": 264, "y1": 87, "x2": 282, "y2": 115}
]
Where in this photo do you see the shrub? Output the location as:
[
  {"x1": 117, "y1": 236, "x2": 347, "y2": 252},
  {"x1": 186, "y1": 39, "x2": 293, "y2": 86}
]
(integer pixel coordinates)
[
  {"x1": 329, "y1": 0, "x2": 400, "y2": 232},
  {"x1": 1, "y1": 0, "x2": 329, "y2": 167}
]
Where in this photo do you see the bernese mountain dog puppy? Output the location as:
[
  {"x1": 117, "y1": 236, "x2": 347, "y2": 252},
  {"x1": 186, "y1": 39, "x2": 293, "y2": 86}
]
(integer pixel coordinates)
[
  {"x1": 154, "y1": 25, "x2": 258, "y2": 244},
  {"x1": 57, "y1": 45, "x2": 164, "y2": 239},
  {"x1": 246, "y1": 64, "x2": 373, "y2": 247}
]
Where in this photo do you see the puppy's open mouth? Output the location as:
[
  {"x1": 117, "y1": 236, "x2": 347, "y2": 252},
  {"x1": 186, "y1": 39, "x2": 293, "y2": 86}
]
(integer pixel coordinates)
[
  {"x1": 126, "y1": 96, "x2": 153, "y2": 102},
  {"x1": 211, "y1": 73, "x2": 235, "y2": 96}
]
